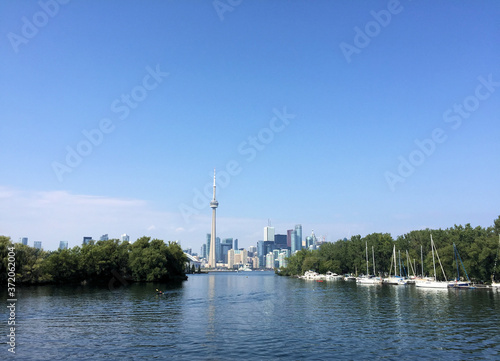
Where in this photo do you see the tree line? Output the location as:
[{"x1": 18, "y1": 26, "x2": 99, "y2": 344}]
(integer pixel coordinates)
[
  {"x1": 0, "y1": 236, "x2": 187, "y2": 286},
  {"x1": 279, "y1": 216, "x2": 500, "y2": 283}
]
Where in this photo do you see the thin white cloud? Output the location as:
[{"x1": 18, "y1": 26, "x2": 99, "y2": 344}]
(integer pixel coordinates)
[{"x1": 0, "y1": 186, "x2": 183, "y2": 250}]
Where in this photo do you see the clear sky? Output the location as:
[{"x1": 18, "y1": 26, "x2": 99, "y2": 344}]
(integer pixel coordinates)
[{"x1": 1, "y1": 0, "x2": 499, "y2": 251}]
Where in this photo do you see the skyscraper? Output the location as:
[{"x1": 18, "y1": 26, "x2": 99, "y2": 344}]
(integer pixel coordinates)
[
  {"x1": 201, "y1": 243, "x2": 207, "y2": 259},
  {"x1": 20, "y1": 237, "x2": 28, "y2": 246},
  {"x1": 120, "y1": 234, "x2": 130, "y2": 242},
  {"x1": 206, "y1": 234, "x2": 211, "y2": 260},
  {"x1": 208, "y1": 169, "x2": 218, "y2": 268},
  {"x1": 34, "y1": 241, "x2": 42, "y2": 250},
  {"x1": 83, "y1": 236, "x2": 92, "y2": 245},
  {"x1": 287, "y1": 229, "x2": 293, "y2": 248},
  {"x1": 295, "y1": 224, "x2": 302, "y2": 250},
  {"x1": 264, "y1": 225, "x2": 275, "y2": 243},
  {"x1": 59, "y1": 241, "x2": 68, "y2": 250},
  {"x1": 274, "y1": 234, "x2": 287, "y2": 249},
  {"x1": 221, "y1": 238, "x2": 233, "y2": 263}
]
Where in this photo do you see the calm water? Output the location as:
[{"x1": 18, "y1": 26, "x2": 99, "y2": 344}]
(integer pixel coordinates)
[{"x1": 4, "y1": 272, "x2": 500, "y2": 360}]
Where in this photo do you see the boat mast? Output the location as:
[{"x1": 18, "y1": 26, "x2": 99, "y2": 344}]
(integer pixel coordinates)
[
  {"x1": 493, "y1": 235, "x2": 500, "y2": 282},
  {"x1": 398, "y1": 250, "x2": 402, "y2": 277},
  {"x1": 365, "y1": 242, "x2": 369, "y2": 276},
  {"x1": 372, "y1": 246, "x2": 376, "y2": 276},
  {"x1": 431, "y1": 235, "x2": 437, "y2": 280},
  {"x1": 393, "y1": 245, "x2": 397, "y2": 277},
  {"x1": 421, "y1": 245, "x2": 424, "y2": 277}
]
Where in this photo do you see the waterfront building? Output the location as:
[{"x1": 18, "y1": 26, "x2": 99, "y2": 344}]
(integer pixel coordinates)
[
  {"x1": 59, "y1": 241, "x2": 68, "y2": 250},
  {"x1": 228, "y1": 249, "x2": 248, "y2": 269},
  {"x1": 33, "y1": 241, "x2": 42, "y2": 250},
  {"x1": 234, "y1": 238, "x2": 238, "y2": 251},
  {"x1": 265, "y1": 252, "x2": 274, "y2": 269},
  {"x1": 208, "y1": 169, "x2": 218, "y2": 268},
  {"x1": 252, "y1": 256, "x2": 259, "y2": 269},
  {"x1": 278, "y1": 251, "x2": 289, "y2": 268},
  {"x1": 273, "y1": 249, "x2": 280, "y2": 268},
  {"x1": 83, "y1": 236, "x2": 92, "y2": 245},
  {"x1": 287, "y1": 229, "x2": 292, "y2": 248}
]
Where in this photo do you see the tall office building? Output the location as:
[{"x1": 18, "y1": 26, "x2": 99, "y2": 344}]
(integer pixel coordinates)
[
  {"x1": 120, "y1": 234, "x2": 130, "y2": 242},
  {"x1": 264, "y1": 226, "x2": 275, "y2": 243},
  {"x1": 295, "y1": 224, "x2": 302, "y2": 248},
  {"x1": 208, "y1": 169, "x2": 219, "y2": 268},
  {"x1": 287, "y1": 229, "x2": 292, "y2": 248},
  {"x1": 34, "y1": 241, "x2": 42, "y2": 250},
  {"x1": 83, "y1": 236, "x2": 92, "y2": 245},
  {"x1": 59, "y1": 241, "x2": 68, "y2": 250},
  {"x1": 201, "y1": 243, "x2": 207, "y2": 259},
  {"x1": 215, "y1": 237, "x2": 222, "y2": 262},
  {"x1": 206, "y1": 234, "x2": 211, "y2": 260},
  {"x1": 221, "y1": 238, "x2": 233, "y2": 263},
  {"x1": 291, "y1": 229, "x2": 302, "y2": 254},
  {"x1": 274, "y1": 234, "x2": 287, "y2": 249},
  {"x1": 234, "y1": 238, "x2": 238, "y2": 251},
  {"x1": 100, "y1": 234, "x2": 108, "y2": 241},
  {"x1": 19, "y1": 237, "x2": 28, "y2": 246}
]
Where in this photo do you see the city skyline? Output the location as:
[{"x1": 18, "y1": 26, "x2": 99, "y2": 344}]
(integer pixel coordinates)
[{"x1": 1, "y1": 1, "x2": 499, "y2": 251}]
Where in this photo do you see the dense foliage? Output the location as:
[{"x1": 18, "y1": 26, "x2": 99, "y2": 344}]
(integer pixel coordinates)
[
  {"x1": 279, "y1": 216, "x2": 500, "y2": 283},
  {"x1": 0, "y1": 236, "x2": 187, "y2": 286}
]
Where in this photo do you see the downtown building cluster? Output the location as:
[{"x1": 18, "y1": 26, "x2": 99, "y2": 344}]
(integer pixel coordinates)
[{"x1": 191, "y1": 224, "x2": 323, "y2": 270}]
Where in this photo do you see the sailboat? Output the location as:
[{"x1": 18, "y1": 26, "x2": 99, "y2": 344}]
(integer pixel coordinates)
[
  {"x1": 384, "y1": 245, "x2": 407, "y2": 285},
  {"x1": 415, "y1": 235, "x2": 449, "y2": 289},
  {"x1": 448, "y1": 243, "x2": 471, "y2": 288},
  {"x1": 357, "y1": 242, "x2": 382, "y2": 285}
]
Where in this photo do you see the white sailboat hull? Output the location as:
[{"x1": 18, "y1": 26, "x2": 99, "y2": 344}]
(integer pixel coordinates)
[{"x1": 415, "y1": 280, "x2": 449, "y2": 288}]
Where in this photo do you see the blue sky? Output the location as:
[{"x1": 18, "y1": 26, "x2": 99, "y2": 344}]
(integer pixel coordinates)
[{"x1": 1, "y1": 0, "x2": 499, "y2": 251}]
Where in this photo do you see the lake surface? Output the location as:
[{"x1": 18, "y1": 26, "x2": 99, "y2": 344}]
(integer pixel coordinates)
[{"x1": 4, "y1": 272, "x2": 500, "y2": 360}]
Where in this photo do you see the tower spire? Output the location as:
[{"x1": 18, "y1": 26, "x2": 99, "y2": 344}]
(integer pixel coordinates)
[
  {"x1": 212, "y1": 168, "x2": 216, "y2": 200},
  {"x1": 209, "y1": 169, "x2": 218, "y2": 268}
]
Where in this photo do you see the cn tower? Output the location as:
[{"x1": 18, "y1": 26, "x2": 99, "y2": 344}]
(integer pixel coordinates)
[{"x1": 208, "y1": 169, "x2": 218, "y2": 268}]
